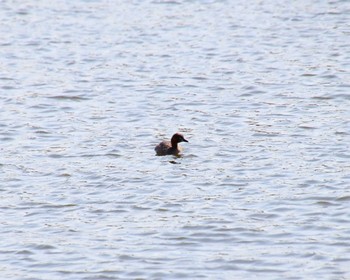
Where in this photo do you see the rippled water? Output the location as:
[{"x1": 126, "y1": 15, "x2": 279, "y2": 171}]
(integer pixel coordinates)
[{"x1": 1, "y1": 0, "x2": 350, "y2": 279}]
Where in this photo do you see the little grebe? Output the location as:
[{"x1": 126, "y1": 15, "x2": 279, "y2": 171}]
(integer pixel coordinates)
[{"x1": 155, "y1": 133, "x2": 188, "y2": 156}]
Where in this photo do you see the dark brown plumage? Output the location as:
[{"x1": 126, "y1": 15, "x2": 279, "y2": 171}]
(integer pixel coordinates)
[{"x1": 155, "y1": 133, "x2": 188, "y2": 156}]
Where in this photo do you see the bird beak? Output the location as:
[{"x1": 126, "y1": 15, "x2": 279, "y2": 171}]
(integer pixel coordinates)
[{"x1": 183, "y1": 138, "x2": 188, "y2": 142}]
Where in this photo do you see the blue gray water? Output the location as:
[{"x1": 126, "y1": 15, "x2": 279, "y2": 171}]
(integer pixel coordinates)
[{"x1": 1, "y1": 0, "x2": 350, "y2": 279}]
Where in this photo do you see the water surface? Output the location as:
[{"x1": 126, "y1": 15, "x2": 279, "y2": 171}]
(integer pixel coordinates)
[{"x1": 1, "y1": 0, "x2": 350, "y2": 279}]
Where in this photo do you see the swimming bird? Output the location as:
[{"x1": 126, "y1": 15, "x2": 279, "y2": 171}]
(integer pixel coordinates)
[{"x1": 155, "y1": 133, "x2": 188, "y2": 156}]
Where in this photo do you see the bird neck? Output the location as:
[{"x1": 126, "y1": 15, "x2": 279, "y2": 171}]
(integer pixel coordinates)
[{"x1": 171, "y1": 139, "x2": 178, "y2": 148}]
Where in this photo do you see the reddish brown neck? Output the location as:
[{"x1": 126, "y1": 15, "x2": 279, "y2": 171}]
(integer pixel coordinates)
[{"x1": 171, "y1": 138, "x2": 178, "y2": 148}]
